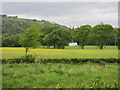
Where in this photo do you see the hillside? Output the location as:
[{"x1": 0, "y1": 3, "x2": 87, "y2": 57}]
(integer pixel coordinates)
[
  {"x1": 1, "y1": 15, "x2": 70, "y2": 47},
  {"x1": 1, "y1": 14, "x2": 68, "y2": 35}
]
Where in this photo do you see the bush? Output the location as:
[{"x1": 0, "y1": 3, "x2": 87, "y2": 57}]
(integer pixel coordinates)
[
  {"x1": 2, "y1": 58, "x2": 21, "y2": 64},
  {"x1": 1, "y1": 57, "x2": 119, "y2": 64},
  {"x1": 2, "y1": 54, "x2": 35, "y2": 64},
  {"x1": 38, "y1": 58, "x2": 119, "y2": 64},
  {"x1": 21, "y1": 54, "x2": 35, "y2": 63}
]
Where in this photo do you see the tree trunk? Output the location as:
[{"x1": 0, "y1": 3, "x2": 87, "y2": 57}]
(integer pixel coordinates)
[
  {"x1": 118, "y1": 45, "x2": 120, "y2": 49},
  {"x1": 25, "y1": 47, "x2": 29, "y2": 54},
  {"x1": 62, "y1": 46, "x2": 64, "y2": 49},
  {"x1": 81, "y1": 45, "x2": 84, "y2": 49},
  {"x1": 99, "y1": 45, "x2": 103, "y2": 49},
  {"x1": 53, "y1": 45, "x2": 55, "y2": 49},
  {"x1": 77, "y1": 42, "x2": 79, "y2": 45}
]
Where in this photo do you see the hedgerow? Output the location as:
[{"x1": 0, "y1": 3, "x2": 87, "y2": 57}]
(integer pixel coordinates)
[{"x1": 1, "y1": 54, "x2": 119, "y2": 64}]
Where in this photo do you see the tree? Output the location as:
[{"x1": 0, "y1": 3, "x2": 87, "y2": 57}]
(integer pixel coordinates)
[
  {"x1": 0, "y1": 35, "x2": 2, "y2": 47},
  {"x1": 43, "y1": 27, "x2": 71, "y2": 49},
  {"x1": 19, "y1": 24, "x2": 40, "y2": 54},
  {"x1": 39, "y1": 25, "x2": 60, "y2": 47},
  {"x1": 92, "y1": 24, "x2": 114, "y2": 49},
  {"x1": 72, "y1": 25, "x2": 92, "y2": 49},
  {"x1": 116, "y1": 28, "x2": 120, "y2": 49},
  {"x1": 2, "y1": 34, "x2": 21, "y2": 47},
  {"x1": 113, "y1": 27, "x2": 118, "y2": 46}
]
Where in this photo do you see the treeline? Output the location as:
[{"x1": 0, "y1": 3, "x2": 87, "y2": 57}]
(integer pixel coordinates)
[{"x1": 1, "y1": 15, "x2": 120, "y2": 49}]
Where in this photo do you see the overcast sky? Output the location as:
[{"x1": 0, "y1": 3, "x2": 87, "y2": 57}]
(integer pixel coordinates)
[{"x1": 2, "y1": 2, "x2": 118, "y2": 28}]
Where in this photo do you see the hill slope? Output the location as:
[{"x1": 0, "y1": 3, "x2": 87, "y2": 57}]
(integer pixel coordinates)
[{"x1": 1, "y1": 15, "x2": 67, "y2": 35}]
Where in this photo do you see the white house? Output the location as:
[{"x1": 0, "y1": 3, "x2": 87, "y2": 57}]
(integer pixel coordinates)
[{"x1": 69, "y1": 42, "x2": 78, "y2": 46}]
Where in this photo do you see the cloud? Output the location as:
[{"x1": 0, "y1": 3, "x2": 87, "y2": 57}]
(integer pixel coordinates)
[{"x1": 2, "y1": 2, "x2": 118, "y2": 27}]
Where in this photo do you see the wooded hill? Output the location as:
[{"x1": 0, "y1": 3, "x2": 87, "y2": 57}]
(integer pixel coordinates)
[
  {"x1": 1, "y1": 15, "x2": 70, "y2": 47},
  {"x1": 1, "y1": 14, "x2": 119, "y2": 49},
  {"x1": 2, "y1": 14, "x2": 68, "y2": 35}
]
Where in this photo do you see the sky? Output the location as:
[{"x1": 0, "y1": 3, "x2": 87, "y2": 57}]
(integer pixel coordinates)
[{"x1": 1, "y1": 2, "x2": 118, "y2": 28}]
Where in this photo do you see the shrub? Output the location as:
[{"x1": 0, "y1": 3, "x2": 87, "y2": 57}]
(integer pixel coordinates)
[
  {"x1": 35, "y1": 58, "x2": 119, "y2": 64},
  {"x1": 2, "y1": 57, "x2": 119, "y2": 64},
  {"x1": 2, "y1": 54, "x2": 35, "y2": 64},
  {"x1": 21, "y1": 54, "x2": 35, "y2": 63}
]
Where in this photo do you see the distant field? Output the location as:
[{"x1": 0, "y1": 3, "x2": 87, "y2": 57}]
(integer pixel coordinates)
[
  {"x1": 1, "y1": 46, "x2": 118, "y2": 59},
  {"x1": 2, "y1": 63, "x2": 118, "y2": 88},
  {"x1": 65, "y1": 46, "x2": 118, "y2": 50}
]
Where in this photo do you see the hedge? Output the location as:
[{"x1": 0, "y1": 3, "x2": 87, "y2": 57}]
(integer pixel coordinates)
[
  {"x1": 2, "y1": 54, "x2": 35, "y2": 64},
  {"x1": 1, "y1": 54, "x2": 120, "y2": 64},
  {"x1": 35, "y1": 58, "x2": 119, "y2": 64}
]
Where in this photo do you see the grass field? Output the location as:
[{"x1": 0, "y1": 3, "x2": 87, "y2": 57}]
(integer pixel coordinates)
[
  {"x1": 2, "y1": 46, "x2": 119, "y2": 88},
  {"x1": 2, "y1": 63, "x2": 118, "y2": 88},
  {"x1": 0, "y1": 46, "x2": 118, "y2": 59}
]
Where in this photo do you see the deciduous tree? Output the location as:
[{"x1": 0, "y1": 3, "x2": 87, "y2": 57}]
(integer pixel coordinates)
[
  {"x1": 92, "y1": 24, "x2": 114, "y2": 49},
  {"x1": 72, "y1": 25, "x2": 92, "y2": 49},
  {"x1": 19, "y1": 24, "x2": 40, "y2": 54}
]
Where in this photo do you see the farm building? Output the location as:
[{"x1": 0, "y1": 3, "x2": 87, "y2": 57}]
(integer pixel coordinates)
[{"x1": 68, "y1": 42, "x2": 78, "y2": 46}]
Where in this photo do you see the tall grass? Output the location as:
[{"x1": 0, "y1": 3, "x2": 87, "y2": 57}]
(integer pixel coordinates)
[{"x1": 2, "y1": 63, "x2": 118, "y2": 88}]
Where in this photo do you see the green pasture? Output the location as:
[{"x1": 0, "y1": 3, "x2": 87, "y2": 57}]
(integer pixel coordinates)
[
  {"x1": 1, "y1": 46, "x2": 118, "y2": 59},
  {"x1": 2, "y1": 63, "x2": 118, "y2": 88},
  {"x1": 65, "y1": 46, "x2": 118, "y2": 50},
  {"x1": 2, "y1": 46, "x2": 119, "y2": 88}
]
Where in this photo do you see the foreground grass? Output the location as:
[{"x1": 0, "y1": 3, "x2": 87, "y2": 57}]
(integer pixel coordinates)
[
  {"x1": 2, "y1": 63, "x2": 118, "y2": 88},
  {"x1": 1, "y1": 46, "x2": 118, "y2": 59}
]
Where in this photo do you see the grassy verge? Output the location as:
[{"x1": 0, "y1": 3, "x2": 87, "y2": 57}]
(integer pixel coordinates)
[{"x1": 2, "y1": 63, "x2": 118, "y2": 88}]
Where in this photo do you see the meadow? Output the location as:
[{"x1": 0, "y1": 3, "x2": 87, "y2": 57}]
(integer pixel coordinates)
[
  {"x1": 1, "y1": 46, "x2": 118, "y2": 59},
  {"x1": 2, "y1": 63, "x2": 118, "y2": 88},
  {"x1": 1, "y1": 46, "x2": 119, "y2": 88}
]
